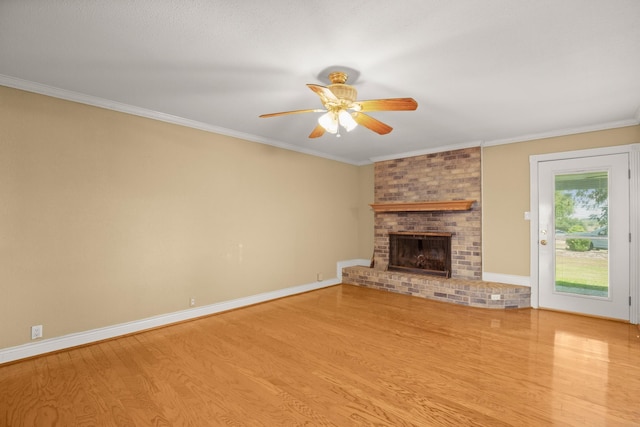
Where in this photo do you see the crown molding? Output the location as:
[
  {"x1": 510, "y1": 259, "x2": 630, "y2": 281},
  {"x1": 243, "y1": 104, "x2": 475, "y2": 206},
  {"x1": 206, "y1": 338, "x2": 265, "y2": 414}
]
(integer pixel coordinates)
[
  {"x1": 0, "y1": 74, "x2": 363, "y2": 166},
  {"x1": 482, "y1": 119, "x2": 640, "y2": 147},
  {"x1": 368, "y1": 140, "x2": 483, "y2": 163},
  {"x1": 4, "y1": 74, "x2": 638, "y2": 167}
]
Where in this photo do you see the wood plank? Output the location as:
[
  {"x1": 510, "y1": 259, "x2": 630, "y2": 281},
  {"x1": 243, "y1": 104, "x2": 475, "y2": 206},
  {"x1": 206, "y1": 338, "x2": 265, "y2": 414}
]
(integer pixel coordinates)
[
  {"x1": 1, "y1": 285, "x2": 639, "y2": 425},
  {"x1": 370, "y1": 200, "x2": 475, "y2": 212}
]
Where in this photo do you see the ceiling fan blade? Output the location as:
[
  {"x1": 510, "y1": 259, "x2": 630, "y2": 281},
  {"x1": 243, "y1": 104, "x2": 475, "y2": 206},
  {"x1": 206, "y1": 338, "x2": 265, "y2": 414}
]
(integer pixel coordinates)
[
  {"x1": 356, "y1": 98, "x2": 418, "y2": 112},
  {"x1": 307, "y1": 84, "x2": 338, "y2": 104},
  {"x1": 352, "y1": 112, "x2": 393, "y2": 135},
  {"x1": 308, "y1": 124, "x2": 326, "y2": 138},
  {"x1": 259, "y1": 108, "x2": 325, "y2": 118}
]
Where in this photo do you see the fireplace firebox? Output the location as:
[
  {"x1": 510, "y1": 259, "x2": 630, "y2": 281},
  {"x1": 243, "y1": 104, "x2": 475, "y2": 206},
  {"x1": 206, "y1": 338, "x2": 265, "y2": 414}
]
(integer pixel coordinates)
[{"x1": 388, "y1": 232, "x2": 452, "y2": 277}]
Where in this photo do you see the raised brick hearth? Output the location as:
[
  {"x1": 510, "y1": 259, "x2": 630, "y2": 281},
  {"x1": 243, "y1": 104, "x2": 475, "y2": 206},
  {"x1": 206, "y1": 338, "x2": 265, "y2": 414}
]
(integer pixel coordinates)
[
  {"x1": 342, "y1": 266, "x2": 531, "y2": 309},
  {"x1": 353, "y1": 146, "x2": 531, "y2": 309}
]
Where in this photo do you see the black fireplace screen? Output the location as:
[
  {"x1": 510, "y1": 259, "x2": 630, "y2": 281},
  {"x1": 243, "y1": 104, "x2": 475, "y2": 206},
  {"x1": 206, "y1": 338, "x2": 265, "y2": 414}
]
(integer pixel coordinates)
[{"x1": 388, "y1": 232, "x2": 452, "y2": 277}]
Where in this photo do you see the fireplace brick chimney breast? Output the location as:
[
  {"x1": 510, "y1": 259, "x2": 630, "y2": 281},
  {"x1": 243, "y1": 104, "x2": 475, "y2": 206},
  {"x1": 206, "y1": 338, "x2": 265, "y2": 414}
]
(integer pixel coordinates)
[{"x1": 373, "y1": 147, "x2": 482, "y2": 280}]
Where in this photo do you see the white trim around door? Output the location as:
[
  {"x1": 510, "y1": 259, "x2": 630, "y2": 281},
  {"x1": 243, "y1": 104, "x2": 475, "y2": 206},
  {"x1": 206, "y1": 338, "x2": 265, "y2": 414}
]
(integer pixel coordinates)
[{"x1": 530, "y1": 144, "x2": 640, "y2": 324}]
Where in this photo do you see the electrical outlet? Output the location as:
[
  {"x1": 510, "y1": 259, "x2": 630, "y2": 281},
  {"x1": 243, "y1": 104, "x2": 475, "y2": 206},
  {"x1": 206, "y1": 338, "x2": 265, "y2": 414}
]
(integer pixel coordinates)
[
  {"x1": 317, "y1": 272, "x2": 323, "y2": 281},
  {"x1": 490, "y1": 294, "x2": 501, "y2": 301},
  {"x1": 189, "y1": 298, "x2": 196, "y2": 307},
  {"x1": 31, "y1": 325, "x2": 43, "y2": 340}
]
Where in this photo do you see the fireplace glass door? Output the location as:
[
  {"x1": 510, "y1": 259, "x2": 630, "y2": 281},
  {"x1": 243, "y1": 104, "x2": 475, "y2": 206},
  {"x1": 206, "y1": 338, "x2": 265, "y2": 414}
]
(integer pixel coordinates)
[{"x1": 389, "y1": 233, "x2": 452, "y2": 277}]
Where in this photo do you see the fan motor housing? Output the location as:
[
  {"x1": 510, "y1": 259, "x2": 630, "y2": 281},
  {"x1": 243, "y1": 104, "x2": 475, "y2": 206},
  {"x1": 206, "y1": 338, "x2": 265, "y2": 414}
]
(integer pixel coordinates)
[{"x1": 328, "y1": 84, "x2": 357, "y2": 103}]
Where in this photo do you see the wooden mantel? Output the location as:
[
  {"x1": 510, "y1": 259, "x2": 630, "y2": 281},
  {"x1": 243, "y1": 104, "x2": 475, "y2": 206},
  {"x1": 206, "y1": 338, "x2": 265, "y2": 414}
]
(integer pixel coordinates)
[{"x1": 370, "y1": 200, "x2": 475, "y2": 213}]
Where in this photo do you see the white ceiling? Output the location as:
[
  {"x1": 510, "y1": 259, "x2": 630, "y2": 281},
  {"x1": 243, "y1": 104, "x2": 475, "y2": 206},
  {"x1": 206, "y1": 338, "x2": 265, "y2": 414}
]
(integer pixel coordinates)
[{"x1": 1, "y1": 0, "x2": 639, "y2": 165}]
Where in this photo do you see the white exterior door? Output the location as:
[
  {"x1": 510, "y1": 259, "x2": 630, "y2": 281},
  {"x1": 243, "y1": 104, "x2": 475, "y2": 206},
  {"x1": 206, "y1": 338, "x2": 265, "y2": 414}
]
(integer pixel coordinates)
[{"x1": 537, "y1": 153, "x2": 629, "y2": 321}]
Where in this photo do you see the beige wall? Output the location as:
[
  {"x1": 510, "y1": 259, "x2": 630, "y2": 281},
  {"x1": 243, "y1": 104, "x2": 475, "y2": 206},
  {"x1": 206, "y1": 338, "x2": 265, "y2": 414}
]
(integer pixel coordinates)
[
  {"x1": 0, "y1": 86, "x2": 372, "y2": 349},
  {"x1": 482, "y1": 125, "x2": 640, "y2": 276},
  {"x1": 3, "y1": 83, "x2": 636, "y2": 351}
]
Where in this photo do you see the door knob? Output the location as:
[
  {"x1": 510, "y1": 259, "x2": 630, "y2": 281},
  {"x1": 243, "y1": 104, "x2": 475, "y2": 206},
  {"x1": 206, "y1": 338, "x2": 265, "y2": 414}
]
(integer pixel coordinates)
[{"x1": 540, "y1": 239, "x2": 547, "y2": 245}]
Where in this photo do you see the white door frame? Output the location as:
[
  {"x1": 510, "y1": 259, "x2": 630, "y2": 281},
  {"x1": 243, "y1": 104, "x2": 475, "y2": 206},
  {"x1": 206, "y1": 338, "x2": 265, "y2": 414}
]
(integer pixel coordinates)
[{"x1": 529, "y1": 144, "x2": 640, "y2": 324}]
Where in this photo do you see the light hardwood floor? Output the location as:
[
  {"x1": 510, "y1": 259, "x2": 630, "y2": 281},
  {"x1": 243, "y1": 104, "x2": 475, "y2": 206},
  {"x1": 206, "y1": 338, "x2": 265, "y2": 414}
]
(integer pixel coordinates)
[{"x1": 1, "y1": 284, "x2": 639, "y2": 426}]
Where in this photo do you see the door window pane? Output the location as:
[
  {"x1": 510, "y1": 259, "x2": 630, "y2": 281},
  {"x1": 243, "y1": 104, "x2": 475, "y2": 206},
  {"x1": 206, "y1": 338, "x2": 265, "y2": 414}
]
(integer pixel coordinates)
[{"x1": 554, "y1": 172, "x2": 609, "y2": 297}]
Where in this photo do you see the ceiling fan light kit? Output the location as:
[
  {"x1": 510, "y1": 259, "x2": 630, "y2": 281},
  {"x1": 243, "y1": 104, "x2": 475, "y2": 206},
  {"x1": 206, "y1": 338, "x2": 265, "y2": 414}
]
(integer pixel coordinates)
[
  {"x1": 338, "y1": 110, "x2": 358, "y2": 131},
  {"x1": 316, "y1": 109, "x2": 358, "y2": 138},
  {"x1": 260, "y1": 70, "x2": 418, "y2": 139},
  {"x1": 318, "y1": 111, "x2": 339, "y2": 134}
]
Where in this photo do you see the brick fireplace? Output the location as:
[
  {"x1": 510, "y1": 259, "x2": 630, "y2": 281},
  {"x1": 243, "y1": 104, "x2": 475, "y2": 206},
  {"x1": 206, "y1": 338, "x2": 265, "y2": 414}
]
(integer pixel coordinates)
[
  {"x1": 342, "y1": 147, "x2": 531, "y2": 309},
  {"x1": 372, "y1": 147, "x2": 482, "y2": 280}
]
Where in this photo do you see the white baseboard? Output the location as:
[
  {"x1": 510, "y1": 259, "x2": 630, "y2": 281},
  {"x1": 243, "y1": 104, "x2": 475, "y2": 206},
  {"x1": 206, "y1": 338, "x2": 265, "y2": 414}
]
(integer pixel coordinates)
[
  {"x1": 0, "y1": 270, "x2": 351, "y2": 365},
  {"x1": 337, "y1": 259, "x2": 371, "y2": 281},
  {"x1": 482, "y1": 272, "x2": 531, "y2": 287}
]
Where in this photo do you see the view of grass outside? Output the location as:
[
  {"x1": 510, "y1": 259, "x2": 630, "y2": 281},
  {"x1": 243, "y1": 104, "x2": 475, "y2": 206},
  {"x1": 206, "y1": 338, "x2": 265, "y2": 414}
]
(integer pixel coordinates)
[
  {"x1": 555, "y1": 171, "x2": 608, "y2": 297},
  {"x1": 555, "y1": 250, "x2": 608, "y2": 297}
]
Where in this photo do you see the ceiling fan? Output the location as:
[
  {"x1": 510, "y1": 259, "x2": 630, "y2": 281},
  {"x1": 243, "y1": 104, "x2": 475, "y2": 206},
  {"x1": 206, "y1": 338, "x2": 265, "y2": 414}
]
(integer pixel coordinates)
[{"x1": 259, "y1": 71, "x2": 418, "y2": 138}]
